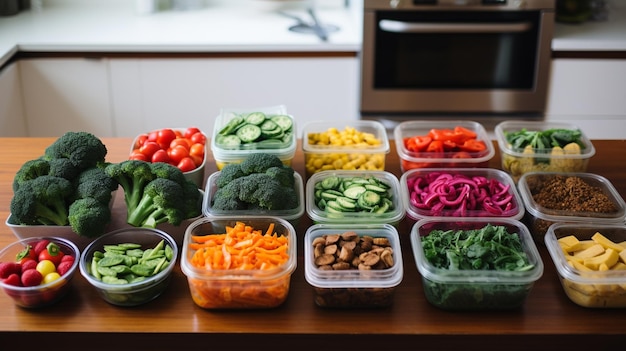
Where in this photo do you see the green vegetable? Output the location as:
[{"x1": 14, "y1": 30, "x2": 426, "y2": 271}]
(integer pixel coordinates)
[
  {"x1": 313, "y1": 175, "x2": 394, "y2": 215},
  {"x1": 68, "y1": 197, "x2": 112, "y2": 238},
  {"x1": 216, "y1": 113, "x2": 293, "y2": 148},
  {"x1": 43, "y1": 131, "x2": 108, "y2": 170},
  {"x1": 10, "y1": 175, "x2": 74, "y2": 226},
  {"x1": 504, "y1": 128, "x2": 584, "y2": 151}
]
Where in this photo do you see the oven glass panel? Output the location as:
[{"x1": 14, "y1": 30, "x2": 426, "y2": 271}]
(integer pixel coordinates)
[{"x1": 374, "y1": 11, "x2": 541, "y2": 90}]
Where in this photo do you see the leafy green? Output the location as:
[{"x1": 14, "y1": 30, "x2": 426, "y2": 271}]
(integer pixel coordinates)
[{"x1": 504, "y1": 128, "x2": 583, "y2": 151}]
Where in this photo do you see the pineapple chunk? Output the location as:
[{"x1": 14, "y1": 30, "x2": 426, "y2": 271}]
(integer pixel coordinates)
[
  {"x1": 619, "y1": 250, "x2": 626, "y2": 265},
  {"x1": 558, "y1": 235, "x2": 582, "y2": 253},
  {"x1": 583, "y1": 248, "x2": 619, "y2": 270},
  {"x1": 592, "y1": 232, "x2": 624, "y2": 253},
  {"x1": 574, "y1": 243, "x2": 605, "y2": 259}
]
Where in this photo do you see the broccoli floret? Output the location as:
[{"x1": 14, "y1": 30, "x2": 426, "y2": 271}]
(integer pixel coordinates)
[
  {"x1": 265, "y1": 166, "x2": 295, "y2": 188},
  {"x1": 150, "y1": 162, "x2": 187, "y2": 186},
  {"x1": 215, "y1": 163, "x2": 245, "y2": 188},
  {"x1": 47, "y1": 157, "x2": 82, "y2": 181},
  {"x1": 105, "y1": 160, "x2": 155, "y2": 215},
  {"x1": 68, "y1": 197, "x2": 111, "y2": 237},
  {"x1": 10, "y1": 175, "x2": 74, "y2": 226},
  {"x1": 12, "y1": 158, "x2": 50, "y2": 192},
  {"x1": 239, "y1": 153, "x2": 283, "y2": 175},
  {"x1": 74, "y1": 166, "x2": 119, "y2": 205},
  {"x1": 212, "y1": 172, "x2": 297, "y2": 211},
  {"x1": 44, "y1": 131, "x2": 107, "y2": 170},
  {"x1": 212, "y1": 186, "x2": 246, "y2": 211},
  {"x1": 181, "y1": 179, "x2": 203, "y2": 219},
  {"x1": 126, "y1": 178, "x2": 184, "y2": 228}
]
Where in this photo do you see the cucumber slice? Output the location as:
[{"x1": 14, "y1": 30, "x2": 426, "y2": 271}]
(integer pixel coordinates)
[
  {"x1": 260, "y1": 119, "x2": 279, "y2": 131},
  {"x1": 343, "y1": 185, "x2": 366, "y2": 200},
  {"x1": 261, "y1": 127, "x2": 284, "y2": 139},
  {"x1": 364, "y1": 184, "x2": 388, "y2": 194},
  {"x1": 270, "y1": 115, "x2": 293, "y2": 132},
  {"x1": 336, "y1": 196, "x2": 357, "y2": 210},
  {"x1": 357, "y1": 190, "x2": 381, "y2": 209},
  {"x1": 216, "y1": 134, "x2": 242, "y2": 148},
  {"x1": 244, "y1": 112, "x2": 266, "y2": 125},
  {"x1": 236, "y1": 124, "x2": 262, "y2": 143},
  {"x1": 218, "y1": 116, "x2": 244, "y2": 136},
  {"x1": 326, "y1": 200, "x2": 344, "y2": 212},
  {"x1": 320, "y1": 190, "x2": 343, "y2": 201},
  {"x1": 320, "y1": 176, "x2": 340, "y2": 190}
]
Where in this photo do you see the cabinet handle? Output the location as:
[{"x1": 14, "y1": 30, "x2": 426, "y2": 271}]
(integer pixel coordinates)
[{"x1": 378, "y1": 19, "x2": 532, "y2": 33}]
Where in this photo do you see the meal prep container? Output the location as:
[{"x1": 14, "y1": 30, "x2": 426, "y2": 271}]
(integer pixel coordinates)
[
  {"x1": 210, "y1": 105, "x2": 297, "y2": 171},
  {"x1": 305, "y1": 170, "x2": 404, "y2": 226},
  {"x1": 0, "y1": 236, "x2": 79, "y2": 308},
  {"x1": 181, "y1": 216, "x2": 297, "y2": 309},
  {"x1": 400, "y1": 167, "x2": 524, "y2": 223},
  {"x1": 393, "y1": 120, "x2": 494, "y2": 173},
  {"x1": 411, "y1": 217, "x2": 543, "y2": 310},
  {"x1": 545, "y1": 223, "x2": 626, "y2": 308},
  {"x1": 495, "y1": 121, "x2": 595, "y2": 182},
  {"x1": 79, "y1": 227, "x2": 178, "y2": 307},
  {"x1": 301, "y1": 120, "x2": 389, "y2": 179},
  {"x1": 131, "y1": 127, "x2": 208, "y2": 188},
  {"x1": 518, "y1": 172, "x2": 626, "y2": 242},
  {"x1": 203, "y1": 171, "x2": 305, "y2": 226},
  {"x1": 304, "y1": 223, "x2": 403, "y2": 308}
]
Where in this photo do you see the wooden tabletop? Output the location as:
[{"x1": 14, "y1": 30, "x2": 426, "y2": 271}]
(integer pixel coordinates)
[{"x1": 1, "y1": 137, "x2": 625, "y2": 350}]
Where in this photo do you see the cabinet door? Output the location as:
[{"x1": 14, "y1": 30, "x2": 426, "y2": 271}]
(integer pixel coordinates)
[
  {"x1": 109, "y1": 57, "x2": 359, "y2": 138},
  {"x1": 19, "y1": 58, "x2": 113, "y2": 137},
  {"x1": 0, "y1": 62, "x2": 27, "y2": 136}
]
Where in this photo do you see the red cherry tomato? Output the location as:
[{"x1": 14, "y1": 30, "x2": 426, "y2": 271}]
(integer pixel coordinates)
[
  {"x1": 189, "y1": 143, "x2": 205, "y2": 158},
  {"x1": 168, "y1": 145, "x2": 189, "y2": 164},
  {"x1": 170, "y1": 138, "x2": 191, "y2": 150},
  {"x1": 190, "y1": 132, "x2": 206, "y2": 145},
  {"x1": 152, "y1": 149, "x2": 170, "y2": 164},
  {"x1": 148, "y1": 131, "x2": 158, "y2": 142},
  {"x1": 134, "y1": 134, "x2": 149, "y2": 150},
  {"x1": 129, "y1": 150, "x2": 148, "y2": 161},
  {"x1": 139, "y1": 141, "x2": 161, "y2": 159},
  {"x1": 38, "y1": 242, "x2": 65, "y2": 266},
  {"x1": 184, "y1": 127, "x2": 201, "y2": 140},
  {"x1": 157, "y1": 128, "x2": 177, "y2": 149},
  {"x1": 177, "y1": 157, "x2": 197, "y2": 172}
]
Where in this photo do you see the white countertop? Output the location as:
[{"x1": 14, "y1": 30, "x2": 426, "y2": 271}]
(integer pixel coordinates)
[{"x1": 1, "y1": 0, "x2": 626, "y2": 68}]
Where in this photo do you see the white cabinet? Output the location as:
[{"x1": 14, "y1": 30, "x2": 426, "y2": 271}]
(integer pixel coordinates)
[
  {"x1": 0, "y1": 62, "x2": 27, "y2": 137},
  {"x1": 545, "y1": 58, "x2": 626, "y2": 139},
  {"x1": 108, "y1": 57, "x2": 360, "y2": 138},
  {"x1": 18, "y1": 58, "x2": 114, "y2": 137}
]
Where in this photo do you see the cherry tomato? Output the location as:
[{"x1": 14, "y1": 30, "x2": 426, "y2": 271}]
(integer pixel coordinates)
[
  {"x1": 38, "y1": 242, "x2": 65, "y2": 266},
  {"x1": 157, "y1": 128, "x2": 177, "y2": 149},
  {"x1": 189, "y1": 143, "x2": 205, "y2": 158},
  {"x1": 139, "y1": 141, "x2": 161, "y2": 159},
  {"x1": 184, "y1": 127, "x2": 201, "y2": 140},
  {"x1": 170, "y1": 138, "x2": 191, "y2": 150},
  {"x1": 168, "y1": 145, "x2": 189, "y2": 164},
  {"x1": 152, "y1": 149, "x2": 170, "y2": 164},
  {"x1": 148, "y1": 131, "x2": 158, "y2": 142},
  {"x1": 177, "y1": 157, "x2": 197, "y2": 172},
  {"x1": 134, "y1": 134, "x2": 149, "y2": 149},
  {"x1": 190, "y1": 132, "x2": 206, "y2": 145},
  {"x1": 36, "y1": 260, "x2": 56, "y2": 278},
  {"x1": 129, "y1": 150, "x2": 148, "y2": 161},
  {"x1": 189, "y1": 154, "x2": 203, "y2": 167},
  {"x1": 16, "y1": 244, "x2": 37, "y2": 264},
  {"x1": 174, "y1": 130, "x2": 183, "y2": 138}
]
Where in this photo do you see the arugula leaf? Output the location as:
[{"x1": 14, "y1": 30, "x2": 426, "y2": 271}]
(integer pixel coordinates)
[{"x1": 504, "y1": 128, "x2": 583, "y2": 151}]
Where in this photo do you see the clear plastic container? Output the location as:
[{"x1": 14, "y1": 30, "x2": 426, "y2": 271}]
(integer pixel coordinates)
[
  {"x1": 0, "y1": 236, "x2": 80, "y2": 308},
  {"x1": 210, "y1": 105, "x2": 297, "y2": 171},
  {"x1": 79, "y1": 227, "x2": 178, "y2": 307},
  {"x1": 301, "y1": 120, "x2": 389, "y2": 179},
  {"x1": 305, "y1": 170, "x2": 404, "y2": 226},
  {"x1": 304, "y1": 223, "x2": 403, "y2": 308},
  {"x1": 400, "y1": 167, "x2": 524, "y2": 223},
  {"x1": 518, "y1": 172, "x2": 626, "y2": 242},
  {"x1": 545, "y1": 223, "x2": 626, "y2": 308},
  {"x1": 411, "y1": 217, "x2": 543, "y2": 310},
  {"x1": 495, "y1": 121, "x2": 595, "y2": 182},
  {"x1": 203, "y1": 171, "x2": 305, "y2": 226},
  {"x1": 393, "y1": 120, "x2": 494, "y2": 173},
  {"x1": 181, "y1": 217, "x2": 297, "y2": 309}
]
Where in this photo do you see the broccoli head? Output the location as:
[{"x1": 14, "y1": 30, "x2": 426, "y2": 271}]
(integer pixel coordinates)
[
  {"x1": 74, "y1": 166, "x2": 119, "y2": 205},
  {"x1": 215, "y1": 163, "x2": 245, "y2": 188},
  {"x1": 12, "y1": 158, "x2": 50, "y2": 192},
  {"x1": 239, "y1": 153, "x2": 284, "y2": 175},
  {"x1": 211, "y1": 187, "x2": 246, "y2": 211},
  {"x1": 44, "y1": 131, "x2": 107, "y2": 170},
  {"x1": 126, "y1": 177, "x2": 185, "y2": 228},
  {"x1": 47, "y1": 157, "x2": 82, "y2": 181},
  {"x1": 10, "y1": 175, "x2": 74, "y2": 226},
  {"x1": 68, "y1": 197, "x2": 111, "y2": 238},
  {"x1": 212, "y1": 172, "x2": 298, "y2": 211},
  {"x1": 105, "y1": 160, "x2": 155, "y2": 214},
  {"x1": 265, "y1": 166, "x2": 295, "y2": 188},
  {"x1": 150, "y1": 162, "x2": 187, "y2": 186}
]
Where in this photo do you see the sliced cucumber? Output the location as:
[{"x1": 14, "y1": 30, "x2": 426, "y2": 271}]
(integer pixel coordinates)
[
  {"x1": 313, "y1": 175, "x2": 395, "y2": 215},
  {"x1": 218, "y1": 116, "x2": 244, "y2": 136},
  {"x1": 270, "y1": 115, "x2": 293, "y2": 132},
  {"x1": 236, "y1": 124, "x2": 262, "y2": 143},
  {"x1": 343, "y1": 185, "x2": 366, "y2": 200},
  {"x1": 364, "y1": 184, "x2": 388, "y2": 194},
  {"x1": 336, "y1": 196, "x2": 357, "y2": 210},
  {"x1": 321, "y1": 176, "x2": 340, "y2": 190},
  {"x1": 244, "y1": 112, "x2": 266, "y2": 125},
  {"x1": 357, "y1": 190, "x2": 381, "y2": 209},
  {"x1": 216, "y1": 134, "x2": 242, "y2": 148},
  {"x1": 260, "y1": 119, "x2": 279, "y2": 132}
]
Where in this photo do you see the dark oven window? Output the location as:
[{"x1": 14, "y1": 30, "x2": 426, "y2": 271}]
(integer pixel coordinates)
[{"x1": 374, "y1": 11, "x2": 541, "y2": 90}]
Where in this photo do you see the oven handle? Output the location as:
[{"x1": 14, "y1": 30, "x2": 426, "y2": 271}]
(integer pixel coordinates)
[{"x1": 379, "y1": 19, "x2": 532, "y2": 33}]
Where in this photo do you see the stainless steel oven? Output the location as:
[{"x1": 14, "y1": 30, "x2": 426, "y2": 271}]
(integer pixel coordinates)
[{"x1": 360, "y1": 0, "x2": 555, "y2": 118}]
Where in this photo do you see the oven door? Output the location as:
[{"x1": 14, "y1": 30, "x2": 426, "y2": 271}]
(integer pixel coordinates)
[{"x1": 360, "y1": 8, "x2": 555, "y2": 115}]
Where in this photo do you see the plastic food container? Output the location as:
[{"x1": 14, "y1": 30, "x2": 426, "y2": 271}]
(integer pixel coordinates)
[
  {"x1": 203, "y1": 171, "x2": 305, "y2": 226},
  {"x1": 0, "y1": 236, "x2": 80, "y2": 308},
  {"x1": 304, "y1": 223, "x2": 403, "y2": 308},
  {"x1": 393, "y1": 120, "x2": 494, "y2": 173},
  {"x1": 411, "y1": 217, "x2": 543, "y2": 310},
  {"x1": 495, "y1": 121, "x2": 595, "y2": 182},
  {"x1": 301, "y1": 120, "x2": 389, "y2": 179},
  {"x1": 545, "y1": 223, "x2": 626, "y2": 308},
  {"x1": 400, "y1": 167, "x2": 524, "y2": 223},
  {"x1": 79, "y1": 227, "x2": 178, "y2": 307},
  {"x1": 518, "y1": 172, "x2": 626, "y2": 242},
  {"x1": 181, "y1": 217, "x2": 297, "y2": 309},
  {"x1": 131, "y1": 127, "x2": 208, "y2": 188},
  {"x1": 210, "y1": 105, "x2": 297, "y2": 171},
  {"x1": 305, "y1": 170, "x2": 404, "y2": 226}
]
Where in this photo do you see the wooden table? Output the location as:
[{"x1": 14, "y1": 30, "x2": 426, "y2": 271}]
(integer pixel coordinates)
[{"x1": 1, "y1": 138, "x2": 625, "y2": 350}]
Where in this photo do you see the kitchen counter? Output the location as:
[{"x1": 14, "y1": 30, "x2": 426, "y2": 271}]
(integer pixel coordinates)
[{"x1": 1, "y1": 137, "x2": 626, "y2": 350}]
